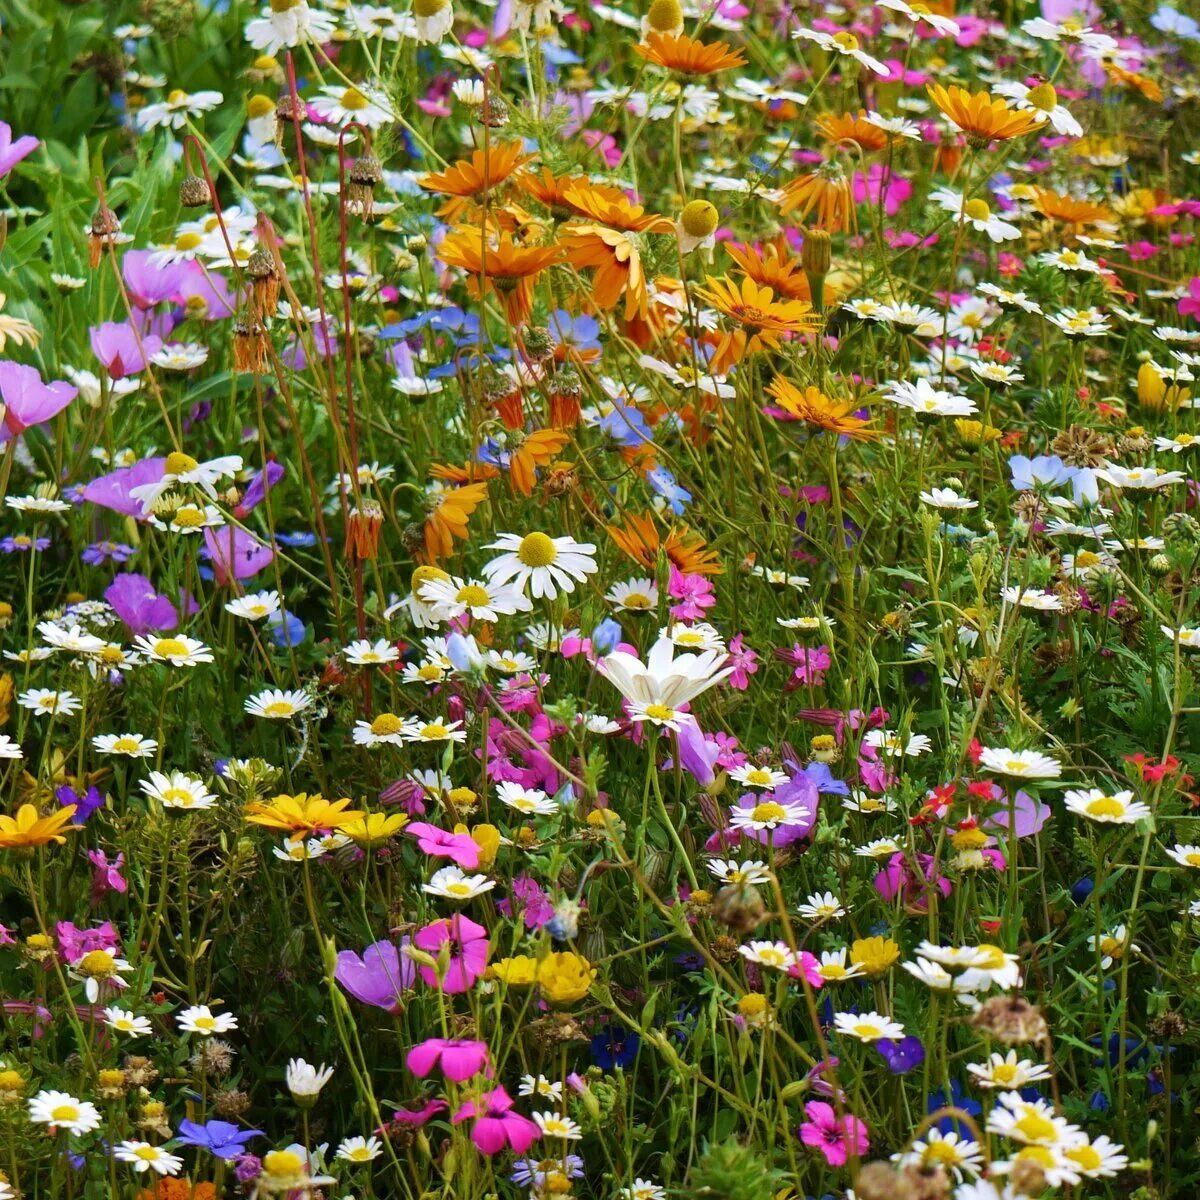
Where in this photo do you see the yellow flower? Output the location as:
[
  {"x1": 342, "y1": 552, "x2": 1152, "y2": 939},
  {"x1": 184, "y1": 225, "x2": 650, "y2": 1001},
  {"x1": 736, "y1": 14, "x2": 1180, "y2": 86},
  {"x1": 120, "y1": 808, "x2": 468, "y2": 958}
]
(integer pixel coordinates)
[
  {"x1": 467, "y1": 822, "x2": 501, "y2": 868},
  {"x1": 0, "y1": 803, "x2": 79, "y2": 851},
  {"x1": 488, "y1": 955, "x2": 539, "y2": 986},
  {"x1": 953, "y1": 418, "x2": 1002, "y2": 448},
  {"x1": 850, "y1": 936, "x2": 900, "y2": 977},
  {"x1": 244, "y1": 793, "x2": 364, "y2": 842},
  {"x1": 536, "y1": 951, "x2": 596, "y2": 1005},
  {"x1": 343, "y1": 811, "x2": 409, "y2": 847},
  {"x1": 1137, "y1": 362, "x2": 1189, "y2": 414}
]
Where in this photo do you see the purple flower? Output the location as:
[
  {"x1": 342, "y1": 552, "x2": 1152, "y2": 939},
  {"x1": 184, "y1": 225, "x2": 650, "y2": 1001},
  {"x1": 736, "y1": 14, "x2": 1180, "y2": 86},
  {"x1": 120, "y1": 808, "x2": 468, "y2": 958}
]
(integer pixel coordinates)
[
  {"x1": 83, "y1": 457, "x2": 168, "y2": 518},
  {"x1": 982, "y1": 786, "x2": 1050, "y2": 838},
  {"x1": 122, "y1": 250, "x2": 186, "y2": 308},
  {"x1": 497, "y1": 875, "x2": 554, "y2": 929},
  {"x1": 203, "y1": 526, "x2": 274, "y2": 585},
  {"x1": 88, "y1": 850, "x2": 127, "y2": 898},
  {"x1": 0, "y1": 535, "x2": 49, "y2": 553},
  {"x1": 105, "y1": 573, "x2": 178, "y2": 635},
  {"x1": 57, "y1": 784, "x2": 105, "y2": 825},
  {"x1": 0, "y1": 122, "x2": 37, "y2": 178},
  {"x1": 234, "y1": 460, "x2": 285, "y2": 518},
  {"x1": 335, "y1": 940, "x2": 415, "y2": 1012},
  {"x1": 875, "y1": 1036, "x2": 925, "y2": 1075},
  {"x1": 82, "y1": 540, "x2": 136, "y2": 566},
  {"x1": 177, "y1": 1119, "x2": 264, "y2": 1160},
  {"x1": 0, "y1": 362, "x2": 77, "y2": 441},
  {"x1": 89, "y1": 322, "x2": 162, "y2": 379}
]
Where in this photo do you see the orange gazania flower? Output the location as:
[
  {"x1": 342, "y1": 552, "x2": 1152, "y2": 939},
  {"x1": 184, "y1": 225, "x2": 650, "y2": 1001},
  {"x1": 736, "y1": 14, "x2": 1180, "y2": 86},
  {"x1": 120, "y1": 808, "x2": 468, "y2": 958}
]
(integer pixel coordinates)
[
  {"x1": 561, "y1": 179, "x2": 673, "y2": 233},
  {"x1": 429, "y1": 462, "x2": 501, "y2": 484},
  {"x1": 927, "y1": 85, "x2": 1042, "y2": 144},
  {"x1": 1105, "y1": 62, "x2": 1163, "y2": 104},
  {"x1": 777, "y1": 161, "x2": 856, "y2": 233},
  {"x1": 695, "y1": 275, "x2": 818, "y2": 372},
  {"x1": 815, "y1": 110, "x2": 889, "y2": 153},
  {"x1": 420, "y1": 142, "x2": 536, "y2": 216},
  {"x1": 437, "y1": 227, "x2": 564, "y2": 325},
  {"x1": 422, "y1": 481, "x2": 490, "y2": 562},
  {"x1": 0, "y1": 803, "x2": 79, "y2": 851},
  {"x1": 507, "y1": 429, "x2": 572, "y2": 496},
  {"x1": 765, "y1": 375, "x2": 879, "y2": 441},
  {"x1": 1032, "y1": 188, "x2": 1114, "y2": 229},
  {"x1": 633, "y1": 32, "x2": 747, "y2": 76},
  {"x1": 608, "y1": 512, "x2": 723, "y2": 576},
  {"x1": 244, "y1": 793, "x2": 364, "y2": 842},
  {"x1": 564, "y1": 224, "x2": 652, "y2": 321},
  {"x1": 724, "y1": 236, "x2": 811, "y2": 301},
  {"x1": 518, "y1": 168, "x2": 592, "y2": 218}
]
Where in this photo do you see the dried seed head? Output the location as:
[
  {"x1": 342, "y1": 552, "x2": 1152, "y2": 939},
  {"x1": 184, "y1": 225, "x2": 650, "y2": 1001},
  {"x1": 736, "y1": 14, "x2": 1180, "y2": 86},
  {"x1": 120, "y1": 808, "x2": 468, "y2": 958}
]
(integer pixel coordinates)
[
  {"x1": 179, "y1": 174, "x2": 211, "y2": 208},
  {"x1": 346, "y1": 154, "x2": 384, "y2": 219},
  {"x1": 710, "y1": 882, "x2": 766, "y2": 934},
  {"x1": 853, "y1": 1163, "x2": 914, "y2": 1200},
  {"x1": 971, "y1": 994, "x2": 1049, "y2": 1045},
  {"x1": 481, "y1": 94, "x2": 510, "y2": 128}
]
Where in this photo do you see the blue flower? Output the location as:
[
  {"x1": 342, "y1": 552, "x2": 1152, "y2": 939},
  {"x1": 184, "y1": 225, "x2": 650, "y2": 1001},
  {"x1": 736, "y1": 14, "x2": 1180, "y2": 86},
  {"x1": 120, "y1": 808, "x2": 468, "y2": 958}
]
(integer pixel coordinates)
[
  {"x1": 549, "y1": 310, "x2": 601, "y2": 355},
  {"x1": 268, "y1": 610, "x2": 306, "y2": 648},
  {"x1": 1008, "y1": 453, "x2": 1076, "y2": 492},
  {"x1": 176, "y1": 1118, "x2": 263, "y2": 1160},
  {"x1": 647, "y1": 467, "x2": 692, "y2": 515},
  {"x1": 926, "y1": 1080, "x2": 981, "y2": 1134},
  {"x1": 591, "y1": 1025, "x2": 640, "y2": 1069},
  {"x1": 875, "y1": 1036, "x2": 924, "y2": 1075}
]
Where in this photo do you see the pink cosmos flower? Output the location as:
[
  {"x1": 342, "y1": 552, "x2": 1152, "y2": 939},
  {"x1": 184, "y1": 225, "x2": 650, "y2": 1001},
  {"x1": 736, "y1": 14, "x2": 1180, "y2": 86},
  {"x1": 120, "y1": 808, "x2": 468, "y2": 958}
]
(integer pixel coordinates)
[
  {"x1": 90, "y1": 322, "x2": 162, "y2": 379},
  {"x1": 204, "y1": 525, "x2": 275, "y2": 585},
  {"x1": 407, "y1": 822, "x2": 481, "y2": 870},
  {"x1": 407, "y1": 1038, "x2": 491, "y2": 1082},
  {"x1": 412, "y1": 914, "x2": 490, "y2": 993},
  {"x1": 0, "y1": 362, "x2": 77, "y2": 441},
  {"x1": 798, "y1": 1100, "x2": 869, "y2": 1166},
  {"x1": 453, "y1": 1086, "x2": 540, "y2": 1155},
  {"x1": 1179, "y1": 277, "x2": 1200, "y2": 321}
]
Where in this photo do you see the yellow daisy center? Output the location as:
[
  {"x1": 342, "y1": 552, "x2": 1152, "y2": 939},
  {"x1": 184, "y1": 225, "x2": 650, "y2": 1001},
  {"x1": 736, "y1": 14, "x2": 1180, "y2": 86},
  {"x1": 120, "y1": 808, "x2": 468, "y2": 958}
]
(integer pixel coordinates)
[
  {"x1": 1086, "y1": 796, "x2": 1124, "y2": 818},
  {"x1": 263, "y1": 701, "x2": 295, "y2": 717},
  {"x1": 341, "y1": 87, "x2": 369, "y2": 110},
  {"x1": 643, "y1": 703, "x2": 677, "y2": 722},
  {"x1": 517, "y1": 532, "x2": 558, "y2": 567},
  {"x1": 750, "y1": 801, "x2": 786, "y2": 824},
  {"x1": 51, "y1": 1104, "x2": 80, "y2": 1122},
  {"x1": 420, "y1": 723, "x2": 449, "y2": 739},
  {"x1": 165, "y1": 450, "x2": 200, "y2": 475},
  {"x1": 964, "y1": 198, "x2": 991, "y2": 222},
  {"x1": 1013, "y1": 1113, "x2": 1057, "y2": 1142},
  {"x1": 153, "y1": 638, "x2": 188, "y2": 658},
  {"x1": 370, "y1": 713, "x2": 404, "y2": 736},
  {"x1": 456, "y1": 584, "x2": 491, "y2": 607}
]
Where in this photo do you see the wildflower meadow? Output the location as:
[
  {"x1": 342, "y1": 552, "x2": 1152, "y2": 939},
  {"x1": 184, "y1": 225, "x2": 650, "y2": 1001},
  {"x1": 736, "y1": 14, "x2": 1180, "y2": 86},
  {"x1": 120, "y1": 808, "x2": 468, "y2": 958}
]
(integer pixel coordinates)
[{"x1": 3, "y1": 0, "x2": 1200, "y2": 1195}]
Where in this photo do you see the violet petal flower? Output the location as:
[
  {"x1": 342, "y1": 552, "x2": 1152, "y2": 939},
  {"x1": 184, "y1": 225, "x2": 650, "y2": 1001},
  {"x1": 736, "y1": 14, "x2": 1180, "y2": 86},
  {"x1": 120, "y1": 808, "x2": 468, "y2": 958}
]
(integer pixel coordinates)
[
  {"x1": 0, "y1": 362, "x2": 77, "y2": 441},
  {"x1": 0, "y1": 122, "x2": 38, "y2": 178}
]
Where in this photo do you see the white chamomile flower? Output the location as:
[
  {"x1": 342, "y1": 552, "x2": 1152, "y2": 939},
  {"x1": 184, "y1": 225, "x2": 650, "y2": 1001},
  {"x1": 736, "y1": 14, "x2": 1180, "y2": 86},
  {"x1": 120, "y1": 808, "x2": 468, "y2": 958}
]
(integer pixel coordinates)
[
  {"x1": 226, "y1": 590, "x2": 282, "y2": 621},
  {"x1": 245, "y1": 688, "x2": 312, "y2": 719},
  {"x1": 141, "y1": 770, "x2": 216, "y2": 810}
]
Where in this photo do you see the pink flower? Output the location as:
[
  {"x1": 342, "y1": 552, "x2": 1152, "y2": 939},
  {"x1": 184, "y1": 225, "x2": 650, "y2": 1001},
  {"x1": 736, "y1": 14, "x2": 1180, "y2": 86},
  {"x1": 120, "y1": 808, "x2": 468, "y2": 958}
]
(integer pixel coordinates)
[
  {"x1": 412, "y1": 914, "x2": 490, "y2": 993},
  {"x1": 798, "y1": 1100, "x2": 869, "y2": 1166},
  {"x1": 88, "y1": 850, "x2": 127, "y2": 899},
  {"x1": 787, "y1": 950, "x2": 825, "y2": 989},
  {"x1": 407, "y1": 822, "x2": 481, "y2": 869},
  {"x1": 0, "y1": 362, "x2": 77, "y2": 441},
  {"x1": 390, "y1": 1099, "x2": 448, "y2": 1127},
  {"x1": 668, "y1": 567, "x2": 716, "y2": 621},
  {"x1": 453, "y1": 1086, "x2": 540, "y2": 1155},
  {"x1": 1179, "y1": 277, "x2": 1200, "y2": 321},
  {"x1": 406, "y1": 1038, "x2": 491, "y2": 1082},
  {"x1": 89, "y1": 322, "x2": 162, "y2": 380},
  {"x1": 204, "y1": 525, "x2": 274, "y2": 585},
  {"x1": 726, "y1": 634, "x2": 759, "y2": 690},
  {"x1": 852, "y1": 165, "x2": 912, "y2": 216},
  {"x1": 0, "y1": 121, "x2": 38, "y2": 179}
]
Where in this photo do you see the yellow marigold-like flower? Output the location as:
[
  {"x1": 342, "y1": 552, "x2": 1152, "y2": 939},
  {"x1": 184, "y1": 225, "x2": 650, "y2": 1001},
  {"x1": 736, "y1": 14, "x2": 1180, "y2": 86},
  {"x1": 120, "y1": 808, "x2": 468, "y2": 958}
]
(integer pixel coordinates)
[
  {"x1": 954, "y1": 418, "x2": 1002, "y2": 447},
  {"x1": 850, "y1": 935, "x2": 900, "y2": 977},
  {"x1": 459, "y1": 822, "x2": 501, "y2": 867},
  {"x1": 0, "y1": 803, "x2": 79, "y2": 851},
  {"x1": 536, "y1": 951, "x2": 596, "y2": 1005},
  {"x1": 765, "y1": 375, "x2": 879, "y2": 441},
  {"x1": 1137, "y1": 362, "x2": 1189, "y2": 414},
  {"x1": 343, "y1": 811, "x2": 410, "y2": 847},
  {"x1": 777, "y1": 161, "x2": 856, "y2": 233},
  {"x1": 244, "y1": 793, "x2": 364, "y2": 842},
  {"x1": 488, "y1": 954, "x2": 539, "y2": 986},
  {"x1": 927, "y1": 84, "x2": 1043, "y2": 144},
  {"x1": 695, "y1": 275, "x2": 818, "y2": 373}
]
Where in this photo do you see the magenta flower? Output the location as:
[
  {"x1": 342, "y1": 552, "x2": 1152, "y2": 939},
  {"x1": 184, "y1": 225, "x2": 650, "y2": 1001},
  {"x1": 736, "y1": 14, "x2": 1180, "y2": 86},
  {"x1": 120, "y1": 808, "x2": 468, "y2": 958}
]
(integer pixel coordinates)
[
  {"x1": 798, "y1": 1100, "x2": 869, "y2": 1167},
  {"x1": 406, "y1": 1038, "x2": 490, "y2": 1082},
  {"x1": 1178, "y1": 276, "x2": 1200, "y2": 321},
  {"x1": 89, "y1": 322, "x2": 162, "y2": 379},
  {"x1": 452, "y1": 1086, "x2": 540, "y2": 1155},
  {"x1": 0, "y1": 362, "x2": 77, "y2": 441},
  {"x1": 84, "y1": 456, "x2": 168, "y2": 518},
  {"x1": 852, "y1": 165, "x2": 912, "y2": 216},
  {"x1": 0, "y1": 122, "x2": 38, "y2": 178},
  {"x1": 105, "y1": 573, "x2": 178, "y2": 636},
  {"x1": 335, "y1": 940, "x2": 415, "y2": 1013},
  {"x1": 88, "y1": 850, "x2": 127, "y2": 899},
  {"x1": 412, "y1": 915, "x2": 490, "y2": 993},
  {"x1": 407, "y1": 822, "x2": 481, "y2": 870},
  {"x1": 787, "y1": 950, "x2": 825, "y2": 989},
  {"x1": 873, "y1": 852, "x2": 951, "y2": 911},
  {"x1": 726, "y1": 634, "x2": 759, "y2": 690},
  {"x1": 667, "y1": 567, "x2": 716, "y2": 621},
  {"x1": 55, "y1": 920, "x2": 120, "y2": 965}
]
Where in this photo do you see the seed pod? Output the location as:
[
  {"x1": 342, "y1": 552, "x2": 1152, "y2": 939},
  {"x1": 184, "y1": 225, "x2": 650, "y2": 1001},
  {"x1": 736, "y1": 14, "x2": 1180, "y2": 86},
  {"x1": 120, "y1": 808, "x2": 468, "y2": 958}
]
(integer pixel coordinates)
[
  {"x1": 246, "y1": 248, "x2": 281, "y2": 317},
  {"x1": 179, "y1": 174, "x2": 211, "y2": 208},
  {"x1": 88, "y1": 203, "x2": 121, "y2": 269},
  {"x1": 710, "y1": 882, "x2": 765, "y2": 933},
  {"x1": 346, "y1": 154, "x2": 384, "y2": 220}
]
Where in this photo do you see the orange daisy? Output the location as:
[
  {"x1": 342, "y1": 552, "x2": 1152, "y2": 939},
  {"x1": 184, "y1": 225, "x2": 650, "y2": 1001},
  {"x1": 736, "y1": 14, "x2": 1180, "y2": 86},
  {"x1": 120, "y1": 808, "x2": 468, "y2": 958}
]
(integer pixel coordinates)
[
  {"x1": 724, "y1": 236, "x2": 812, "y2": 301},
  {"x1": 1104, "y1": 63, "x2": 1163, "y2": 103},
  {"x1": 765, "y1": 376, "x2": 879, "y2": 441},
  {"x1": 507, "y1": 429, "x2": 572, "y2": 497},
  {"x1": 633, "y1": 32, "x2": 747, "y2": 76},
  {"x1": 1032, "y1": 188, "x2": 1115, "y2": 229},
  {"x1": 927, "y1": 85, "x2": 1042, "y2": 144},
  {"x1": 815, "y1": 110, "x2": 890, "y2": 153},
  {"x1": 423, "y1": 481, "x2": 490, "y2": 562},
  {"x1": 777, "y1": 160, "x2": 856, "y2": 232},
  {"x1": 564, "y1": 224, "x2": 651, "y2": 321},
  {"x1": 695, "y1": 275, "x2": 818, "y2": 372},
  {"x1": 607, "y1": 512, "x2": 723, "y2": 576},
  {"x1": 420, "y1": 142, "x2": 536, "y2": 217},
  {"x1": 561, "y1": 179, "x2": 673, "y2": 233},
  {"x1": 437, "y1": 227, "x2": 564, "y2": 325}
]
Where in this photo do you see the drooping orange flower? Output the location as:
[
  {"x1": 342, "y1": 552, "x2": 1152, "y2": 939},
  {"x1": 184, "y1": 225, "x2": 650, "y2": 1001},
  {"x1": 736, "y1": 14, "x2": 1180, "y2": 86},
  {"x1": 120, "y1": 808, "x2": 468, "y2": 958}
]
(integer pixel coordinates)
[
  {"x1": 1032, "y1": 188, "x2": 1115, "y2": 229},
  {"x1": 561, "y1": 179, "x2": 673, "y2": 233},
  {"x1": 507, "y1": 429, "x2": 572, "y2": 496},
  {"x1": 244, "y1": 793, "x2": 364, "y2": 842},
  {"x1": 607, "y1": 512, "x2": 723, "y2": 576},
  {"x1": 724, "y1": 236, "x2": 812, "y2": 301},
  {"x1": 777, "y1": 161, "x2": 856, "y2": 233},
  {"x1": 437, "y1": 227, "x2": 564, "y2": 325},
  {"x1": 564, "y1": 224, "x2": 651, "y2": 321},
  {"x1": 695, "y1": 275, "x2": 818, "y2": 372},
  {"x1": 765, "y1": 375, "x2": 879, "y2": 441},
  {"x1": 422, "y1": 481, "x2": 490, "y2": 562},
  {"x1": 1104, "y1": 62, "x2": 1163, "y2": 103},
  {"x1": 633, "y1": 31, "x2": 747, "y2": 76},
  {"x1": 429, "y1": 462, "x2": 501, "y2": 484},
  {"x1": 0, "y1": 803, "x2": 79, "y2": 851},
  {"x1": 419, "y1": 142, "x2": 536, "y2": 217},
  {"x1": 927, "y1": 85, "x2": 1042, "y2": 144},
  {"x1": 815, "y1": 110, "x2": 890, "y2": 153}
]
